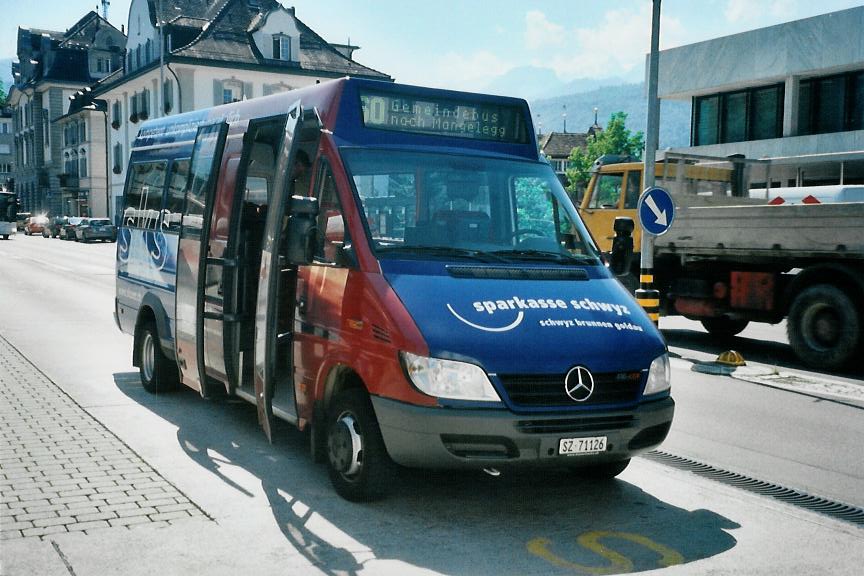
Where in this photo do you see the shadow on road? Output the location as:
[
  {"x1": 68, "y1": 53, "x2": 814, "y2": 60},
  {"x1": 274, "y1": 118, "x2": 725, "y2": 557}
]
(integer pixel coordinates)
[
  {"x1": 662, "y1": 328, "x2": 863, "y2": 380},
  {"x1": 115, "y1": 372, "x2": 739, "y2": 575}
]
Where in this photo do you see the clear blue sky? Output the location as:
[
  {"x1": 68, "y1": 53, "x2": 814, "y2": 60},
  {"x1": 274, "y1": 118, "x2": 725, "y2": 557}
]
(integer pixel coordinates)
[{"x1": 1, "y1": 0, "x2": 861, "y2": 91}]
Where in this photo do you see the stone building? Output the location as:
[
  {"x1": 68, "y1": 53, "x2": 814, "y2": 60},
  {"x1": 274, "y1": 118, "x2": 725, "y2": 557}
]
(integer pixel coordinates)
[
  {"x1": 7, "y1": 12, "x2": 126, "y2": 215},
  {"x1": 67, "y1": 0, "x2": 390, "y2": 220},
  {"x1": 0, "y1": 108, "x2": 13, "y2": 191}
]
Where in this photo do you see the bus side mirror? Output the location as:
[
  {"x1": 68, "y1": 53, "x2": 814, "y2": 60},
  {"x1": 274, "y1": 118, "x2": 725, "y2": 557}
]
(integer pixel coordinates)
[
  {"x1": 609, "y1": 217, "x2": 634, "y2": 276},
  {"x1": 285, "y1": 195, "x2": 319, "y2": 266}
]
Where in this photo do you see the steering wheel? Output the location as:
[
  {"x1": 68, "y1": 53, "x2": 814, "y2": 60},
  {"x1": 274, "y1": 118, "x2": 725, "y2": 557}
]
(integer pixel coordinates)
[{"x1": 508, "y1": 229, "x2": 546, "y2": 240}]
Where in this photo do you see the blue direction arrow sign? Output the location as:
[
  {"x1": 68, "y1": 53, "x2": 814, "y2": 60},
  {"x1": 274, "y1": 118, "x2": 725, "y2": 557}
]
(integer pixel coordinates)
[{"x1": 638, "y1": 186, "x2": 675, "y2": 236}]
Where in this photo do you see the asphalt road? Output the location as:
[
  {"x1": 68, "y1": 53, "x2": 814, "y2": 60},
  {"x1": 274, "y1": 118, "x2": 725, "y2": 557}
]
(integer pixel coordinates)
[{"x1": 2, "y1": 233, "x2": 863, "y2": 575}]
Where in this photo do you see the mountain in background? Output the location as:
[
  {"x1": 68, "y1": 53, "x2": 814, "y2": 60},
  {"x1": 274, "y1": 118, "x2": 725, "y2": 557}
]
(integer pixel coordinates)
[
  {"x1": 528, "y1": 82, "x2": 692, "y2": 150},
  {"x1": 482, "y1": 66, "x2": 631, "y2": 101}
]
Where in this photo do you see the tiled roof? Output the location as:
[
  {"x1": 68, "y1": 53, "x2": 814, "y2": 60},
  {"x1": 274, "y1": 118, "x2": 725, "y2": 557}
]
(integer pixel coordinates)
[
  {"x1": 539, "y1": 132, "x2": 589, "y2": 158},
  {"x1": 171, "y1": 0, "x2": 390, "y2": 79}
]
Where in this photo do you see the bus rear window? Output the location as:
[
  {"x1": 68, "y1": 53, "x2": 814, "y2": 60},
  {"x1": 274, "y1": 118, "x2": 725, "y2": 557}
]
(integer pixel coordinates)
[{"x1": 124, "y1": 162, "x2": 167, "y2": 229}]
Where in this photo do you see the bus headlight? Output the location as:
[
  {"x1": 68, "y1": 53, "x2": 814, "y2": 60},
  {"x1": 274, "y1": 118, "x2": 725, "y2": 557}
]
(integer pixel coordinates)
[
  {"x1": 644, "y1": 353, "x2": 671, "y2": 396},
  {"x1": 401, "y1": 352, "x2": 500, "y2": 402}
]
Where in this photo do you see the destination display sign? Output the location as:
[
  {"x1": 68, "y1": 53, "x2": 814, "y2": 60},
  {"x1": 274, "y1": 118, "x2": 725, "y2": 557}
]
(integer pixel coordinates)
[{"x1": 359, "y1": 90, "x2": 528, "y2": 144}]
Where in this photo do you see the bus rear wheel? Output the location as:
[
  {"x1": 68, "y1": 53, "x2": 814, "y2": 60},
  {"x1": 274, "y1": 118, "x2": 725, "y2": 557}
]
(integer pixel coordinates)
[
  {"x1": 326, "y1": 388, "x2": 393, "y2": 501},
  {"x1": 138, "y1": 322, "x2": 179, "y2": 393}
]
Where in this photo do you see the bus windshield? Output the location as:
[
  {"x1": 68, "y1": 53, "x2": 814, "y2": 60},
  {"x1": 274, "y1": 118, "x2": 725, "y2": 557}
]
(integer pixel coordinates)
[{"x1": 343, "y1": 149, "x2": 601, "y2": 264}]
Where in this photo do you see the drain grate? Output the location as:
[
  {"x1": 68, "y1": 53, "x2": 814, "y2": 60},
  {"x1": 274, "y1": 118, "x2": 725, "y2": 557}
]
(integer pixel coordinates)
[{"x1": 644, "y1": 450, "x2": 864, "y2": 527}]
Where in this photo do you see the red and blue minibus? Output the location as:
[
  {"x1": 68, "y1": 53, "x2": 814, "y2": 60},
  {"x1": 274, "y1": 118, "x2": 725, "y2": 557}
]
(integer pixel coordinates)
[{"x1": 115, "y1": 78, "x2": 673, "y2": 500}]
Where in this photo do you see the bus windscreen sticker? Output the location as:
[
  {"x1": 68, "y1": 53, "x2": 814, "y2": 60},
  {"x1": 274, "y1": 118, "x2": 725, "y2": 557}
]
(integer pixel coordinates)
[{"x1": 360, "y1": 90, "x2": 528, "y2": 144}]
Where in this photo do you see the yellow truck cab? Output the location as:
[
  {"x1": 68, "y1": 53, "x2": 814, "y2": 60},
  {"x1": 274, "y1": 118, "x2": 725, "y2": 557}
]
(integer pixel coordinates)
[{"x1": 576, "y1": 154, "x2": 737, "y2": 256}]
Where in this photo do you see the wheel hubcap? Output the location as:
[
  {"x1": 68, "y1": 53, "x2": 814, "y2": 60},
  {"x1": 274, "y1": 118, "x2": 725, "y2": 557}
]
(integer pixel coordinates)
[
  {"x1": 328, "y1": 414, "x2": 363, "y2": 477},
  {"x1": 804, "y1": 304, "x2": 841, "y2": 349},
  {"x1": 141, "y1": 332, "x2": 155, "y2": 382}
]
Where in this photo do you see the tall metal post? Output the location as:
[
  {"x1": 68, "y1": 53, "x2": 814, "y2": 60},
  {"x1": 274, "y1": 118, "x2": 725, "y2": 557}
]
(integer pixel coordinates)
[
  {"x1": 158, "y1": 0, "x2": 164, "y2": 118},
  {"x1": 636, "y1": 0, "x2": 662, "y2": 325}
]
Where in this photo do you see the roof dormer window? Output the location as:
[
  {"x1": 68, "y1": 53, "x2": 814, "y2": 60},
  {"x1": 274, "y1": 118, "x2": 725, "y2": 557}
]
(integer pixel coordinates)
[{"x1": 272, "y1": 34, "x2": 292, "y2": 61}]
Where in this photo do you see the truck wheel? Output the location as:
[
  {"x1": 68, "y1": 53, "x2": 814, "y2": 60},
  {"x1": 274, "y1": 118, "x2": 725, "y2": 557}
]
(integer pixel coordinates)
[
  {"x1": 138, "y1": 322, "x2": 179, "y2": 393},
  {"x1": 787, "y1": 285, "x2": 860, "y2": 370},
  {"x1": 701, "y1": 317, "x2": 749, "y2": 338},
  {"x1": 326, "y1": 388, "x2": 393, "y2": 501},
  {"x1": 572, "y1": 459, "x2": 631, "y2": 479}
]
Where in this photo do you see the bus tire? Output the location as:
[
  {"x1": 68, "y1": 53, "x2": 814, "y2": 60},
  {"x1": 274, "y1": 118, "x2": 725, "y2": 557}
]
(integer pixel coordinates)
[
  {"x1": 701, "y1": 317, "x2": 749, "y2": 338},
  {"x1": 138, "y1": 321, "x2": 179, "y2": 393},
  {"x1": 787, "y1": 284, "x2": 860, "y2": 370},
  {"x1": 326, "y1": 388, "x2": 393, "y2": 501}
]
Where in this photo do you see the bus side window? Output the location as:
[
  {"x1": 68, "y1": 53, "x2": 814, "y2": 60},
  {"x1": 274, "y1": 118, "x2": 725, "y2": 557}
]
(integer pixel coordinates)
[
  {"x1": 313, "y1": 161, "x2": 351, "y2": 266},
  {"x1": 124, "y1": 162, "x2": 167, "y2": 229},
  {"x1": 164, "y1": 159, "x2": 190, "y2": 233}
]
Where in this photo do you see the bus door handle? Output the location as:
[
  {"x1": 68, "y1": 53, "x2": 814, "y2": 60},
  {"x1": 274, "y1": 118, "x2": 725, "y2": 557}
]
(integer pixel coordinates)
[
  {"x1": 203, "y1": 311, "x2": 241, "y2": 322},
  {"x1": 206, "y1": 257, "x2": 238, "y2": 268}
]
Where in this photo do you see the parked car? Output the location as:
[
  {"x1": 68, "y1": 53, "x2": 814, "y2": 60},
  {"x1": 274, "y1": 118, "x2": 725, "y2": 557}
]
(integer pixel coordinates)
[
  {"x1": 16, "y1": 212, "x2": 31, "y2": 231},
  {"x1": 76, "y1": 217, "x2": 117, "y2": 243},
  {"x1": 23, "y1": 215, "x2": 49, "y2": 236},
  {"x1": 61, "y1": 217, "x2": 86, "y2": 240},
  {"x1": 42, "y1": 216, "x2": 69, "y2": 238}
]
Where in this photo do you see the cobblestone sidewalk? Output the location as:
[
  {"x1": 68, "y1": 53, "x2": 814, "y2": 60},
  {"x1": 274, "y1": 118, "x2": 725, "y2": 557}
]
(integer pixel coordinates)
[{"x1": 0, "y1": 335, "x2": 207, "y2": 540}]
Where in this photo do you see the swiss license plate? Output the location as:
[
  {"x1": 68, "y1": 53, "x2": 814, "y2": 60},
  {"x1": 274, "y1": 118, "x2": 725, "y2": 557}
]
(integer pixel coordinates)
[{"x1": 558, "y1": 436, "x2": 607, "y2": 455}]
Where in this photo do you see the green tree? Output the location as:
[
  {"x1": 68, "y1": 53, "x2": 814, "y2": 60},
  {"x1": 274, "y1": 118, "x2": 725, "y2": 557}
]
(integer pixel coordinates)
[
  {"x1": 0, "y1": 81, "x2": 6, "y2": 106},
  {"x1": 565, "y1": 111, "x2": 644, "y2": 194}
]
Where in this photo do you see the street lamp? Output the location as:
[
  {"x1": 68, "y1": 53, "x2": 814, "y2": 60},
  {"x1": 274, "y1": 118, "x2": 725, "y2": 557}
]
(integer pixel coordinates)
[{"x1": 82, "y1": 99, "x2": 110, "y2": 220}]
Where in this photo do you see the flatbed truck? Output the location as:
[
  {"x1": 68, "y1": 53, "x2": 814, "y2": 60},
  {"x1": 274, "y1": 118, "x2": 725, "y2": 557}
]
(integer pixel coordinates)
[{"x1": 577, "y1": 153, "x2": 864, "y2": 371}]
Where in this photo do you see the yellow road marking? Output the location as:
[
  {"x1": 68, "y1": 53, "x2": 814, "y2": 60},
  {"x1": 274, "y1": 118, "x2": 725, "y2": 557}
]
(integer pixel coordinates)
[{"x1": 528, "y1": 530, "x2": 684, "y2": 574}]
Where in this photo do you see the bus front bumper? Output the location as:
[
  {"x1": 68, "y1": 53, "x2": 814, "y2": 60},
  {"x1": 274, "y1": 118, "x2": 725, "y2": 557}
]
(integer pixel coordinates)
[{"x1": 370, "y1": 395, "x2": 674, "y2": 469}]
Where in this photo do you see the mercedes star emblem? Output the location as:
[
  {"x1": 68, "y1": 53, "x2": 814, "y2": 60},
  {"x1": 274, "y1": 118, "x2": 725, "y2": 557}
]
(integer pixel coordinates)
[{"x1": 565, "y1": 366, "x2": 595, "y2": 402}]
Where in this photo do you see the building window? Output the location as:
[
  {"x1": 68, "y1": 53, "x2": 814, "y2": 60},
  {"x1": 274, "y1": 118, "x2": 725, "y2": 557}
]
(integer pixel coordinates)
[
  {"x1": 163, "y1": 79, "x2": 173, "y2": 114},
  {"x1": 113, "y1": 142, "x2": 123, "y2": 174},
  {"x1": 798, "y1": 71, "x2": 864, "y2": 136},
  {"x1": 272, "y1": 35, "x2": 292, "y2": 61},
  {"x1": 79, "y1": 120, "x2": 86, "y2": 142},
  {"x1": 80, "y1": 151, "x2": 88, "y2": 178},
  {"x1": 693, "y1": 84, "x2": 783, "y2": 145},
  {"x1": 222, "y1": 81, "x2": 242, "y2": 104},
  {"x1": 112, "y1": 100, "x2": 121, "y2": 129}
]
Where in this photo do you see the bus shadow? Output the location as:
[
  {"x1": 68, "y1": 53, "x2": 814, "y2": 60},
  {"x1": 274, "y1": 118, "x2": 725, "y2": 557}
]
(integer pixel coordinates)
[{"x1": 115, "y1": 372, "x2": 739, "y2": 576}]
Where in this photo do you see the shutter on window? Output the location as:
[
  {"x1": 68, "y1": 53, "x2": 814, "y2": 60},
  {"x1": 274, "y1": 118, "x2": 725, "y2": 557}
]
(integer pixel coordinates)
[
  {"x1": 213, "y1": 80, "x2": 223, "y2": 105},
  {"x1": 272, "y1": 36, "x2": 280, "y2": 60},
  {"x1": 243, "y1": 82, "x2": 253, "y2": 100},
  {"x1": 292, "y1": 36, "x2": 300, "y2": 62},
  {"x1": 263, "y1": 84, "x2": 273, "y2": 97}
]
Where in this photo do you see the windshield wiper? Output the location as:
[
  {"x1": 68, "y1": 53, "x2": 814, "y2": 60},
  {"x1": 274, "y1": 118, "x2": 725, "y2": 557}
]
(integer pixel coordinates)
[
  {"x1": 376, "y1": 245, "x2": 507, "y2": 263},
  {"x1": 489, "y1": 249, "x2": 599, "y2": 265}
]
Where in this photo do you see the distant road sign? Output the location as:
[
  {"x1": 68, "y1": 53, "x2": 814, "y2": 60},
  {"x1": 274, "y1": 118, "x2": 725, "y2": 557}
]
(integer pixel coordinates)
[{"x1": 638, "y1": 186, "x2": 675, "y2": 236}]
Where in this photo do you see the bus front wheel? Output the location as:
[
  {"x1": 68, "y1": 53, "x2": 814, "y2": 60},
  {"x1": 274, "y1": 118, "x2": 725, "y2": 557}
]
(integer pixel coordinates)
[
  {"x1": 326, "y1": 388, "x2": 393, "y2": 501},
  {"x1": 138, "y1": 322, "x2": 179, "y2": 393}
]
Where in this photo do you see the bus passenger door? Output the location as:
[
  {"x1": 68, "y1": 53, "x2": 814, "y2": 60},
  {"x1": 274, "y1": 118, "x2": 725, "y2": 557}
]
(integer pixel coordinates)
[
  {"x1": 175, "y1": 122, "x2": 229, "y2": 396},
  {"x1": 253, "y1": 104, "x2": 319, "y2": 441}
]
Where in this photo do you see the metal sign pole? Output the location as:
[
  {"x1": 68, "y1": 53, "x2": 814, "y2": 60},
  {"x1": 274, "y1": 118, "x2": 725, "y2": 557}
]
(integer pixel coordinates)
[{"x1": 637, "y1": 0, "x2": 662, "y2": 325}]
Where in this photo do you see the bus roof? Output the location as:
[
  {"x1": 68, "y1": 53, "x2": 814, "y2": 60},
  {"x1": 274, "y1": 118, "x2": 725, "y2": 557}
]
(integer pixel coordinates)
[{"x1": 133, "y1": 78, "x2": 539, "y2": 161}]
